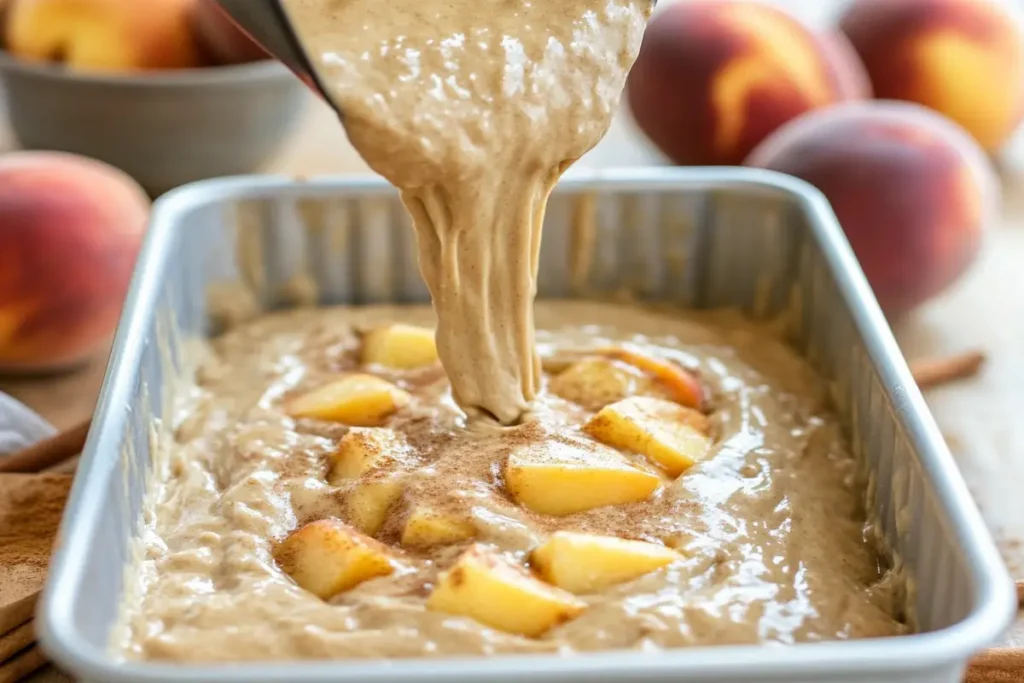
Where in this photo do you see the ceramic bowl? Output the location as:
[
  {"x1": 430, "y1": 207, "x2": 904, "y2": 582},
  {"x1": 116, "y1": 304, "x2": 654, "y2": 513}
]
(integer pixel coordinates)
[{"x1": 0, "y1": 52, "x2": 308, "y2": 196}]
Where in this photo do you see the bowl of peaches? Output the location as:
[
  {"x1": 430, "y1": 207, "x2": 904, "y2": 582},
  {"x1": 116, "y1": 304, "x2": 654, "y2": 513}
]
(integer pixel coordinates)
[{"x1": 0, "y1": 0, "x2": 307, "y2": 196}]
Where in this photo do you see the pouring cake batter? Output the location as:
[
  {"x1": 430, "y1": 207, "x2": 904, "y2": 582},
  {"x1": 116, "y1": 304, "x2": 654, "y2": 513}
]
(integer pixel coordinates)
[{"x1": 113, "y1": 0, "x2": 907, "y2": 661}]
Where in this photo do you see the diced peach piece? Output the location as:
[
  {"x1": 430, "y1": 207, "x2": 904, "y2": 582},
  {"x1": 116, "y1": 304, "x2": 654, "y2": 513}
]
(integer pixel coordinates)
[
  {"x1": 596, "y1": 347, "x2": 704, "y2": 409},
  {"x1": 549, "y1": 357, "x2": 649, "y2": 411},
  {"x1": 345, "y1": 479, "x2": 403, "y2": 536},
  {"x1": 328, "y1": 427, "x2": 409, "y2": 483},
  {"x1": 531, "y1": 531, "x2": 680, "y2": 594},
  {"x1": 427, "y1": 545, "x2": 586, "y2": 637},
  {"x1": 585, "y1": 397, "x2": 712, "y2": 477},
  {"x1": 286, "y1": 374, "x2": 410, "y2": 426},
  {"x1": 400, "y1": 507, "x2": 476, "y2": 548},
  {"x1": 505, "y1": 439, "x2": 662, "y2": 517},
  {"x1": 273, "y1": 519, "x2": 396, "y2": 600},
  {"x1": 361, "y1": 323, "x2": 439, "y2": 369}
]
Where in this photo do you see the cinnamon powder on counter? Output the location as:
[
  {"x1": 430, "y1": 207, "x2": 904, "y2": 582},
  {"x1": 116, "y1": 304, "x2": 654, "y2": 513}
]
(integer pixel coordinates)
[{"x1": 0, "y1": 474, "x2": 72, "y2": 636}]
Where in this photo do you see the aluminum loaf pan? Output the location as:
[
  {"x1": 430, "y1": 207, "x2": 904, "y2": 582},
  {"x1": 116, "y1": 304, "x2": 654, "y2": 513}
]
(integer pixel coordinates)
[{"x1": 38, "y1": 168, "x2": 1015, "y2": 683}]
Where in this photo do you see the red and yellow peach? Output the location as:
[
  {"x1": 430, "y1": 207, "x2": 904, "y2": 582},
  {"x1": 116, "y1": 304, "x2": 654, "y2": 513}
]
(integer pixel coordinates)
[
  {"x1": 0, "y1": 152, "x2": 149, "y2": 371},
  {"x1": 4, "y1": 0, "x2": 202, "y2": 72},
  {"x1": 839, "y1": 0, "x2": 1024, "y2": 152},
  {"x1": 746, "y1": 101, "x2": 998, "y2": 316},
  {"x1": 627, "y1": 0, "x2": 869, "y2": 166}
]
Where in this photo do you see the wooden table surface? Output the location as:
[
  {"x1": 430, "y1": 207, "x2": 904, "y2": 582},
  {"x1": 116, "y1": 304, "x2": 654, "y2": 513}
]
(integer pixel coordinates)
[{"x1": 3, "y1": 0, "x2": 1024, "y2": 672}]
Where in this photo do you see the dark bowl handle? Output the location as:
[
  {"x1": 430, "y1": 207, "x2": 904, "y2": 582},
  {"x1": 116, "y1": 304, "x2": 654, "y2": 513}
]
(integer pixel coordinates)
[{"x1": 210, "y1": 0, "x2": 341, "y2": 116}]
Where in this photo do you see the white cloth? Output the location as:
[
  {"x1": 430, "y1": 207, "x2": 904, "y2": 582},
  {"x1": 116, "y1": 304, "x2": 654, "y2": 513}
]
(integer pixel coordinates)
[{"x1": 0, "y1": 391, "x2": 56, "y2": 455}]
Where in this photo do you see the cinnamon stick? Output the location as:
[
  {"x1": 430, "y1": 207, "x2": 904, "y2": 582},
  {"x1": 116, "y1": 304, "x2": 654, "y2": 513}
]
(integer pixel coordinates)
[
  {"x1": 910, "y1": 351, "x2": 986, "y2": 390},
  {"x1": 0, "y1": 420, "x2": 90, "y2": 474},
  {"x1": 0, "y1": 644, "x2": 45, "y2": 683},
  {"x1": 0, "y1": 622, "x2": 33, "y2": 663}
]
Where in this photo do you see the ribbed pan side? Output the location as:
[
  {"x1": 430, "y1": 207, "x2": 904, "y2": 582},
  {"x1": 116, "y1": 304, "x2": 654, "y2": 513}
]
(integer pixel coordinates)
[{"x1": 40, "y1": 172, "x2": 1009, "y2": 683}]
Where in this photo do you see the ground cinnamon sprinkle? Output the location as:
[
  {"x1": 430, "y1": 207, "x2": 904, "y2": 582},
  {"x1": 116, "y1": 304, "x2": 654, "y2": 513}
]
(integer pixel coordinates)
[
  {"x1": 0, "y1": 473, "x2": 73, "y2": 634},
  {"x1": 0, "y1": 474, "x2": 72, "y2": 566}
]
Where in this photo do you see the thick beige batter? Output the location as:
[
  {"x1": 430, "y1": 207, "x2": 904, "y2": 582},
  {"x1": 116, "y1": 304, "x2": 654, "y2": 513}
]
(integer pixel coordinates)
[
  {"x1": 282, "y1": 0, "x2": 651, "y2": 424},
  {"x1": 114, "y1": 0, "x2": 906, "y2": 662},
  {"x1": 116, "y1": 302, "x2": 906, "y2": 661}
]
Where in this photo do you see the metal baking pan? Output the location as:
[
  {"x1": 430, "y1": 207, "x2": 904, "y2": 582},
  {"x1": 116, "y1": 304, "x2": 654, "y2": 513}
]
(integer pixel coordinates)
[{"x1": 38, "y1": 168, "x2": 1015, "y2": 682}]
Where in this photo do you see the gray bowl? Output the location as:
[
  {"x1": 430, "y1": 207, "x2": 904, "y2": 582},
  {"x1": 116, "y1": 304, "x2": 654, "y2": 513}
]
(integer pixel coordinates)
[{"x1": 0, "y1": 53, "x2": 307, "y2": 196}]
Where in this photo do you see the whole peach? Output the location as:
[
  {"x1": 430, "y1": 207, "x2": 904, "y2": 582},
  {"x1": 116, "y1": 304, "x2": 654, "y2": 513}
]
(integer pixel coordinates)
[
  {"x1": 5, "y1": 0, "x2": 202, "y2": 72},
  {"x1": 0, "y1": 152, "x2": 149, "y2": 372},
  {"x1": 746, "y1": 101, "x2": 998, "y2": 316},
  {"x1": 626, "y1": 0, "x2": 868, "y2": 166},
  {"x1": 839, "y1": 0, "x2": 1024, "y2": 152}
]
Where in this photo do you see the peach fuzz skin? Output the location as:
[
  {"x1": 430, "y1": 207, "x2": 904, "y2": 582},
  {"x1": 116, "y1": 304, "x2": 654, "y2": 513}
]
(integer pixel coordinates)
[
  {"x1": 4, "y1": 0, "x2": 201, "y2": 72},
  {"x1": 840, "y1": 0, "x2": 1024, "y2": 152},
  {"x1": 0, "y1": 152, "x2": 149, "y2": 371},
  {"x1": 746, "y1": 101, "x2": 998, "y2": 316},
  {"x1": 627, "y1": 0, "x2": 869, "y2": 166}
]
